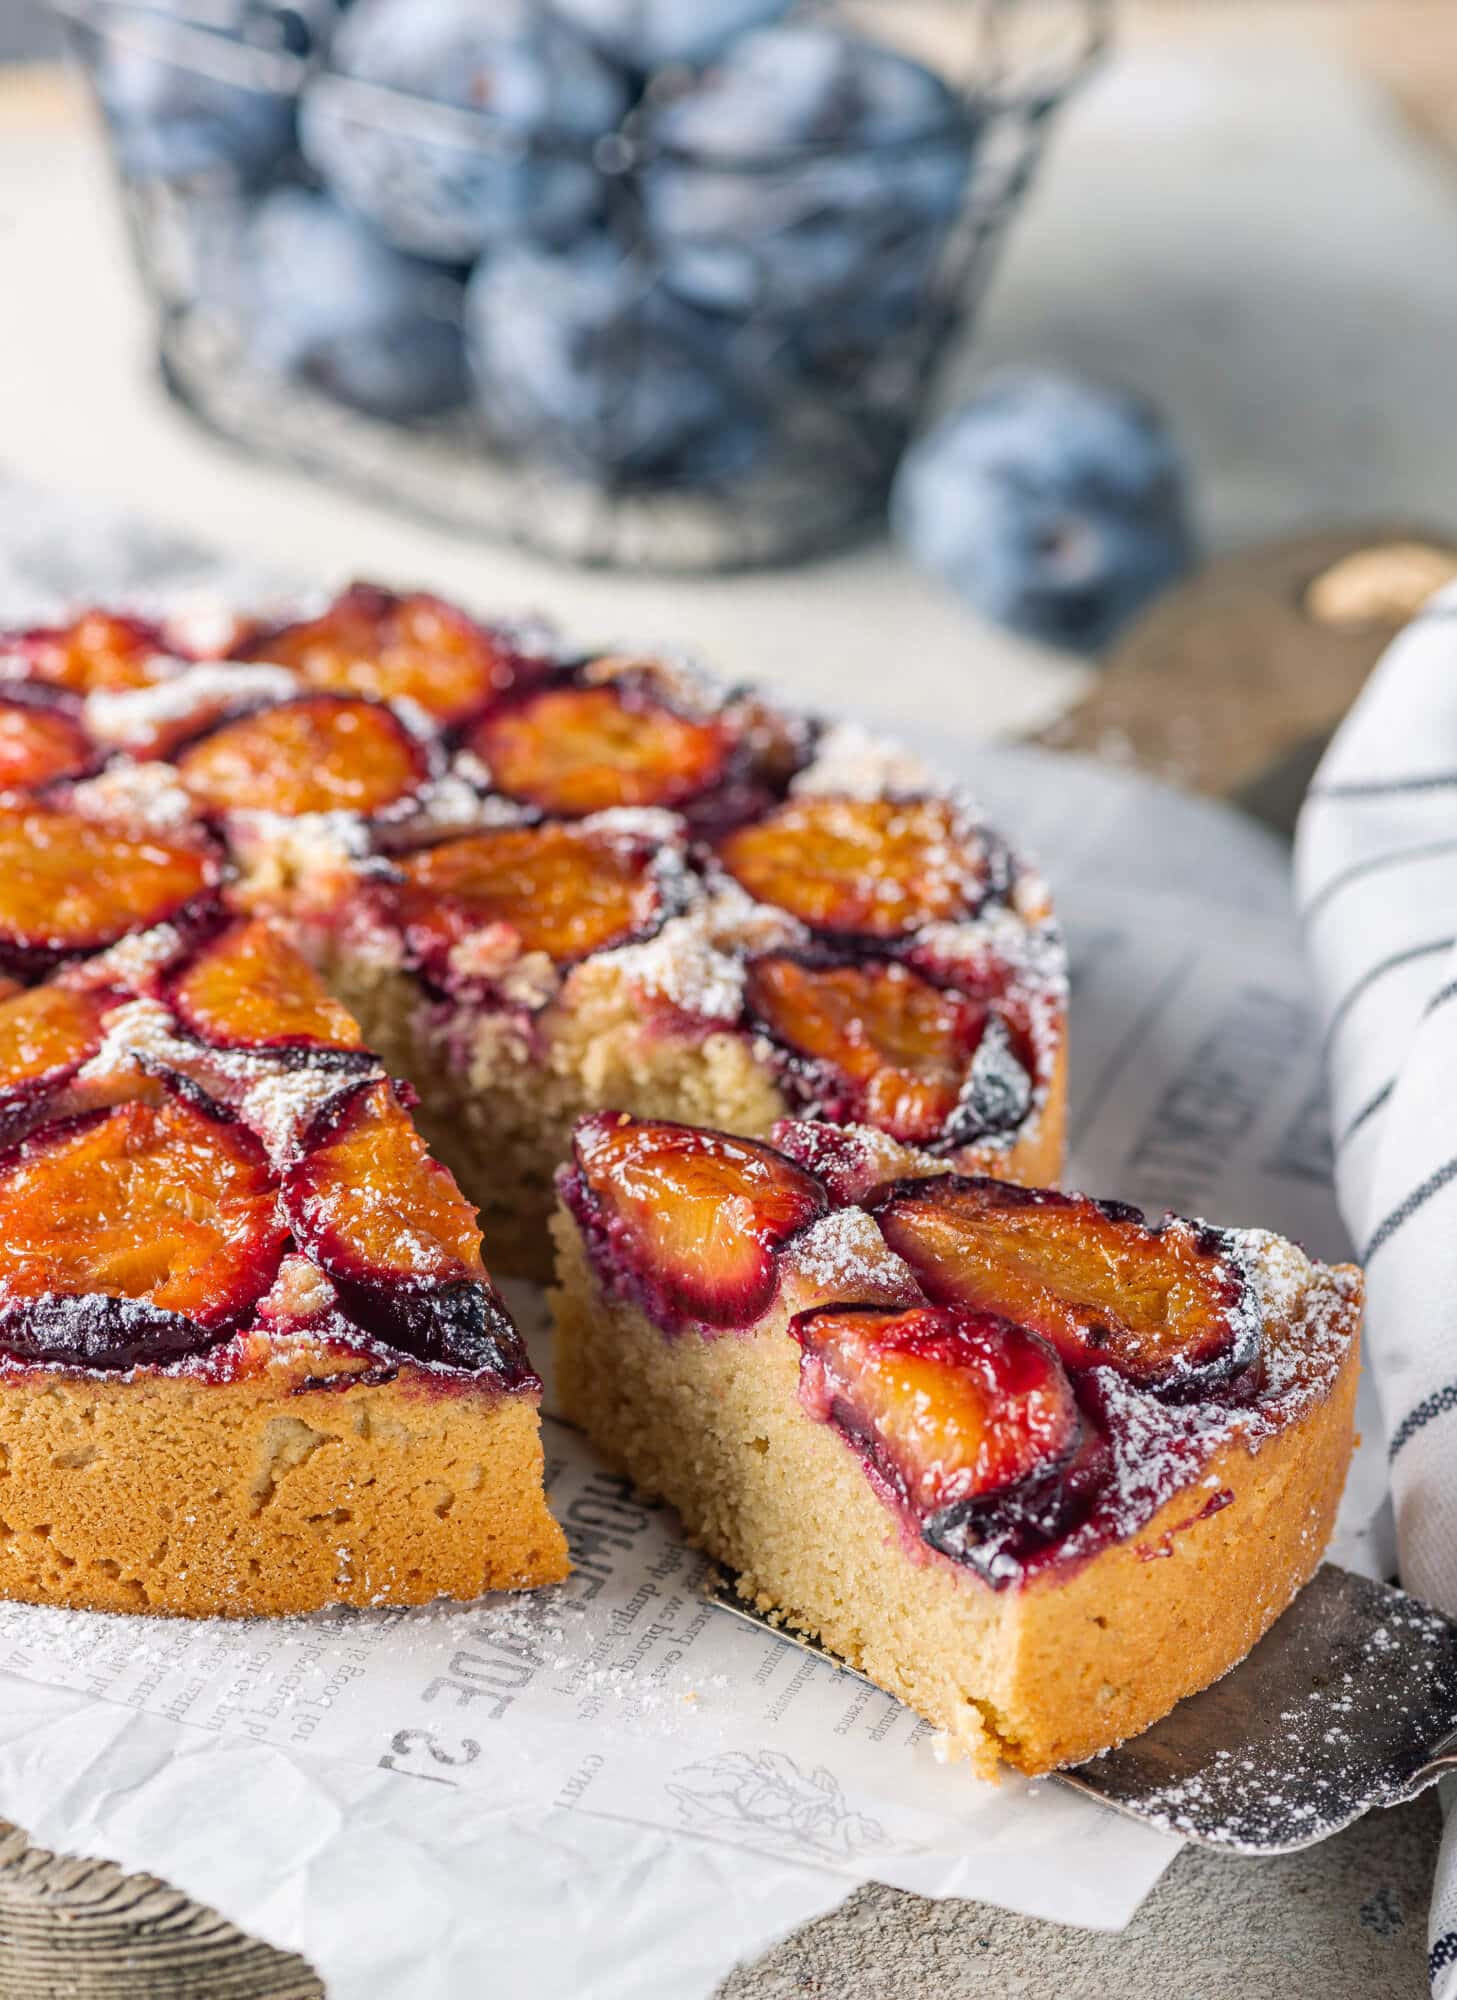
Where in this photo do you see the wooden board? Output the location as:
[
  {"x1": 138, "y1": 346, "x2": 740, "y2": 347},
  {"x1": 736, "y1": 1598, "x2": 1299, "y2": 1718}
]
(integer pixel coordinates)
[
  {"x1": 1034, "y1": 529, "x2": 1457, "y2": 834},
  {"x1": 0, "y1": 1819, "x2": 322, "y2": 1998}
]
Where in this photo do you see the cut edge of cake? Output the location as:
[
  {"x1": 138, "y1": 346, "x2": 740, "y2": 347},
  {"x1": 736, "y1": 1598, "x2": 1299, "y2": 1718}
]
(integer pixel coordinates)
[{"x1": 0, "y1": 1332, "x2": 568, "y2": 1617}]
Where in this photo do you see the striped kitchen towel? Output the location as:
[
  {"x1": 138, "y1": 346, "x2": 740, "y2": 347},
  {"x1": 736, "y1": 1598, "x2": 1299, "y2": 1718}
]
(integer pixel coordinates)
[{"x1": 1295, "y1": 585, "x2": 1457, "y2": 1998}]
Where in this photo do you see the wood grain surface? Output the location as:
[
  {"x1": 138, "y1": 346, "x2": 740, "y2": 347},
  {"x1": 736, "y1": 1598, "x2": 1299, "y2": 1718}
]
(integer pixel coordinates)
[{"x1": 0, "y1": 1819, "x2": 322, "y2": 1998}]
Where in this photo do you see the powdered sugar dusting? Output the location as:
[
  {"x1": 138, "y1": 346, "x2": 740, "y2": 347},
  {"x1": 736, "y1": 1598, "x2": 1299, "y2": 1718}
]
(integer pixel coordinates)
[
  {"x1": 225, "y1": 807, "x2": 374, "y2": 863},
  {"x1": 84, "y1": 661, "x2": 297, "y2": 750},
  {"x1": 61, "y1": 921, "x2": 186, "y2": 991},
  {"x1": 580, "y1": 648, "x2": 724, "y2": 723},
  {"x1": 783, "y1": 1209, "x2": 920, "y2": 1308},
  {"x1": 159, "y1": 590, "x2": 251, "y2": 659},
  {"x1": 446, "y1": 928, "x2": 559, "y2": 1011},
  {"x1": 597, "y1": 882, "x2": 803, "y2": 1024},
  {"x1": 75, "y1": 994, "x2": 187, "y2": 1084},
  {"x1": 257, "y1": 1251, "x2": 336, "y2": 1323},
  {"x1": 70, "y1": 760, "x2": 198, "y2": 832},
  {"x1": 74, "y1": 992, "x2": 379, "y2": 1166},
  {"x1": 584, "y1": 805, "x2": 686, "y2": 845},
  {"x1": 772, "y1": 1121, "x2": 929, "y2": 1204},
  {"x1": 791, "y1": 722, "x2": 934, "y2": 801},
  {"x1": 240, "y1": 1061, "x2": 365, "y2": 1163}
]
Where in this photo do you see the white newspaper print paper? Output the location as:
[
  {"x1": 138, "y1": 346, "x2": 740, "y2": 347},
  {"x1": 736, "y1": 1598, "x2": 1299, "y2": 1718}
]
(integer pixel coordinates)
[{"x1": 0, "y1": 1410, "x2": 1169, "y2": 1909}]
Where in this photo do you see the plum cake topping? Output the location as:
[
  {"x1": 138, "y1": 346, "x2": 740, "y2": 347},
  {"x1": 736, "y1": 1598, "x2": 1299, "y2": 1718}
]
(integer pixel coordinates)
[
  {"x1": 168, "y1": 918, "x2": 367, "y2": 1055},
  {"x1": 0, "y1": 694, "x2": 94, "y2": 790},
  {"x1": 0, "y1": 1094, "x2": 287, "y2": 1368},
  {"x1": 564, "y1": 1112, "x2": 828, "y2": 1332},
  {"x1": 0, "y1": 926, "x2": 534, "y2": 1390},
  {"x1": 794, "y1": 1302, "x2": 1104, "y2": 1584},
  {"x1": 174, "y1": 694, "x2": 429, "y2": 817},
  {"x1": 715, "y1": 795, "x2": 991, "y2": 939},
  {"x1": 385, "y1": 819, "x2": 673, "y2": 977},
  {"x1": 234, "y1": 583, "x2": 535, "y2": 725},
  {"x1": 82, "y1": 661, "x2": 300, "y2": 762},
  {"x1": 744, "y1": 954, "x2": 1033, "y2": 1147},
  {"x1": 2, "y1": 611, "x2": 171, "y2": 695},
  {"x1": 0, "y1": 984, "x2": 109, "y2": 1106},
  {"x1": 282, "y1": 1078, "x2": 530, "y2": 1381},
  {"x1": 0, "y1": 583, "x2": 1061, "y2": 1180},
  {"x1": 871, "y1": 1175, "x2": 1259, "y2": 1396},
  {"x1": 0, "y1": 804, "x2": 220, "y2": 973},
  {"x1": 468, "y1": 677, "x2": 735, "y2": 818},
  {"x1": 0, "y1": 580, "x2": 1067, "y2": 1395}
]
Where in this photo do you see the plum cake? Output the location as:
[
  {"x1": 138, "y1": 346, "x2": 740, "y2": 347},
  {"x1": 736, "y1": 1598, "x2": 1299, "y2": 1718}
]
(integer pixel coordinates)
[
  {"x1": 0, "y1": 585, "x2": 1063, "y2": 1615},
  {"x1": 551, "y1": 1114, "x2": 1362, "y2": 1775}
]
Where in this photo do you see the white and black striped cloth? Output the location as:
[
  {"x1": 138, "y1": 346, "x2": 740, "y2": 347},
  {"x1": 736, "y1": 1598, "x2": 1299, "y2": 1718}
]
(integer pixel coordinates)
[{"x1": 1295, "y1": 587, "x2": 1457, "y2": 1998}]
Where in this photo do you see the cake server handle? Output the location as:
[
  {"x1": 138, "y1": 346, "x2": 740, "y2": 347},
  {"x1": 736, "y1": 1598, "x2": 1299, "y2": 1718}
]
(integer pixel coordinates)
[{"x1": 1396, "y1": 1720, "x2": 1457, "y2": 1802}]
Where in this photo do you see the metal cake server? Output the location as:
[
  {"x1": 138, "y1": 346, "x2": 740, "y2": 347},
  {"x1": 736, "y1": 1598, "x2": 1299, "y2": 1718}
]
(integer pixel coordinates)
[{"x1": 703, "y1": 1562, "x2": 1457, "y2": 1853}]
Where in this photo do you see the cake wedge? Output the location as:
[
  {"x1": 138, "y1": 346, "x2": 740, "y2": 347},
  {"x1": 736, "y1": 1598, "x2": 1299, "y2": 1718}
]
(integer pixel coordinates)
[
  {"x1": 0, "y1": 918, "x2": 567, "y2": 1617},
  {"x1": 551, "y1": 1113, "x2": 1362, "y2": 1775}
]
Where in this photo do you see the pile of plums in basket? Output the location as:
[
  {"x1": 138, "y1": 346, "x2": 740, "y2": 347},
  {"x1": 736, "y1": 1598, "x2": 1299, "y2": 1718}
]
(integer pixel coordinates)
[{"x1": 91, "y1": 0, "x2": 979, "y2": 482}]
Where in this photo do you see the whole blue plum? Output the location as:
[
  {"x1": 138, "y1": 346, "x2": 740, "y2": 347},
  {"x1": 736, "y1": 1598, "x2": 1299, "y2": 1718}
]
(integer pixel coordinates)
[
  {"x1": 548, "y1": 0, "x2": 790, "y2": 72},
  {"x1": 299, "y1": 0, "x2": 630, "y2": 263},
  {"x1": 89, "y1": 0, "x2": 336, "y2": 182},
  {"x1": 220, "y1": 188, "x2": 468, "y2": 418},
  {"x1": 464, "y1": 239, "x2": 762, "y2": 484},
  {"x1": 642, "y1": 24, "x2": 974, "y2": 323},
  {"x1": 891, "y1": 372, "x2": 1195, "y2": 653}
]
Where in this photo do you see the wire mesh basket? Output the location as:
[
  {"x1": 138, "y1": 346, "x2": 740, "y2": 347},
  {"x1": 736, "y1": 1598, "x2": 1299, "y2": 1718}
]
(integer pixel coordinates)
[{"x1": 58, "y1": 0, "x2": 1107, "y2": 572}]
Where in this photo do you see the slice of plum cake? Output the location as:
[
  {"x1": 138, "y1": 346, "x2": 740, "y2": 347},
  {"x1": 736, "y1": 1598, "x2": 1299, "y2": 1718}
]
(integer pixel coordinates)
[
  {"x1": 0, "y1": 909, "x2": 567, "y2": 1616},
  {"x1": 551, "y1": 1113, "x2": 1362, "y2": 1775}
]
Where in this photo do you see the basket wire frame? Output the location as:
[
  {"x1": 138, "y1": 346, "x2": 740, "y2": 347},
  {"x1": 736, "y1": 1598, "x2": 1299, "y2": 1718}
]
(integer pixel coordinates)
[{"x1": 57, "y1": 0, "x2": 1109, "y2": 573}]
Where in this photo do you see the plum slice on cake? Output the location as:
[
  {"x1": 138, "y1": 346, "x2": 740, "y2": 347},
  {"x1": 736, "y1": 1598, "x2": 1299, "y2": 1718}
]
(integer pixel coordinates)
[
  {"x1": 1, "y1": 610, "x2": 177, "y2": 694},
  {"x1": 0, "y1": 692, "x2": 96, "y2": 790},
  {"x1": 0, "y1": 801, "x2": 222, "y2": 977},
  {"x1": 229, "y1": 582, "x2": 542, "y2": 725},
  {"x1": 742, "y1": 954, "x2": 1037, "y2": 1150},
  {"x1": 552, "y1": 1113, "x2": 1362, "y2": 1775},
  {"x1": 173, "y1": 693, "x2": 431, "y2": 818}
]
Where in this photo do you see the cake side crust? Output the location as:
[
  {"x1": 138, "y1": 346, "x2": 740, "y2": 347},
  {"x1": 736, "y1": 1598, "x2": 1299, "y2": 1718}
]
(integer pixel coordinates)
[
  {"x1": 550, "y1": 1211, "x2": 1359, "y2": 1776},
  {"x1": 0, "y1": 1341, "x2": 569, "y2": 1617},
  {"x1": 1001, "y1": 1326, "x2": 1359, "y2": 1769}
]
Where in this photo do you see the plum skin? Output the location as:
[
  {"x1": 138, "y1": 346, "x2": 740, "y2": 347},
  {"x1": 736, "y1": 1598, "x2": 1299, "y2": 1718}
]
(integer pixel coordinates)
[
  {"x1": 89, "y1": 0, "x2": 339, "y2": 184},
  {"x1": 298, "y1": 0, "x2": 629, "y2": 263},
  {"x1": 217, "y1": 190, "x2": 469, "y2": 421},
  {"x1": 891, "y1": 370, "x2": 1195, "y2": 653},
  {"x1": 641, "y1": 24, "x2": 974, "y2": 331},
  {"x1": 464, "y1": 240, "x2": 764, "y2": 488}
]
